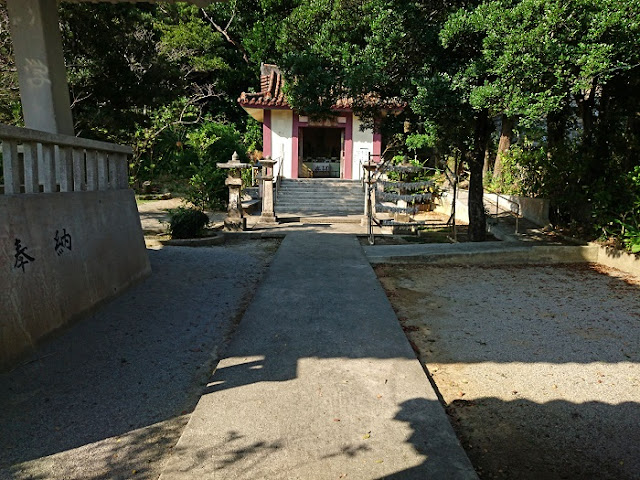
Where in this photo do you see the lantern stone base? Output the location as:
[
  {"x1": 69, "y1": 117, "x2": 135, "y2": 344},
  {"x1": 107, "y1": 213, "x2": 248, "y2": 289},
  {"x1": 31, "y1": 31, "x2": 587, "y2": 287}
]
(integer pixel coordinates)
[
  {"x1": 259, "y1": 213, "x2": 278, "y2": 224},
  {"x1": 224, "y1": 217, "x2": 247, "y2": 231}
]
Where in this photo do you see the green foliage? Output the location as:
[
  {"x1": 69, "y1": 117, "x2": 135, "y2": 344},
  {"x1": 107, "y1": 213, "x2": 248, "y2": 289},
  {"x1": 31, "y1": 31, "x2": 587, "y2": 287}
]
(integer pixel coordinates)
[
  {"x1": 60, "y1": 3, "x2": 175, "y2": 143},
  {"x1": 2, "y1": 0, "x2": 639, "y2": 248},
  {"x1": 241, "y1": 166, "x2": 255, "y2": 188},
  {"x1": 406, "y1": 131, "x2": 437, "y2": 152},
  {"x1": 243, "y1": 117, "x2": 263, "y2": 154},
  {"x1": 616, "y1": 220, "x2": 640, "y2": 253},
  {"x1": 485, "y1": 145, "x2": 547, "y2": 196},
  {"x1": 605, "y1": 166, "x2": 640, "y2": 253},
  {"x1": 433, "y1": 0, "x2": 640, "y2": 244},
  {"x1": 0, "y1": 7, "x2": 21, "y2": 125},
  {"x1": 155, "y1": 5, "x2": 229, "y2": 74},
  {"x1": 184, "y1": 168, "x2": 227, "y2": 211},
  {"x1": 444, "y1": 0, "x2": 640, "y2": 125},
  {"x1": 182, "y1": 121, "x2": 247, "y2": 210},
  {"x1": 167, "y1": 207, "x2": 210, "y2": 239},
  {"x1": 131, "y1": 109, "x2": 246, "y2": 209}
]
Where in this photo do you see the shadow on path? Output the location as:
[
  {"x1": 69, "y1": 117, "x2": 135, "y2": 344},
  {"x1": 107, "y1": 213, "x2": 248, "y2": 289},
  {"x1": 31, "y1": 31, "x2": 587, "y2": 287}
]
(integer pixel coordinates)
[{"x1": 0, "y1": 243, "x2": 276, "y2": 478}]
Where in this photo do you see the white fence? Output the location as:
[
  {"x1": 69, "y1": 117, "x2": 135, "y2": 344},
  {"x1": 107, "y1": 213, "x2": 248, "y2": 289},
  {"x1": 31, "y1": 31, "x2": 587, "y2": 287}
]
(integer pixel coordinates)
[{"x1": 0, "y1": 124, "x2": 132, "y2": 194}]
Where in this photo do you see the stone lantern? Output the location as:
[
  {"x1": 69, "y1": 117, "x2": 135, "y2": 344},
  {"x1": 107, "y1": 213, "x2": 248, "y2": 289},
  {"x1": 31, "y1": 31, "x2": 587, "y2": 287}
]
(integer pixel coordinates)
[
  {"x1": 257, "y1": 156, "x2": 277, "y2": 223},
  {"x1": 217, "y1": 151, "x2": 251, "y2": 231}
]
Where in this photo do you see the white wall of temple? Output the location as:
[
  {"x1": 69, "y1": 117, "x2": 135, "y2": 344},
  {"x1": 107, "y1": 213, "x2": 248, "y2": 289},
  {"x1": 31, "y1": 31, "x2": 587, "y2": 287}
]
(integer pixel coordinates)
[
  {"x1": 270, "y1": 110, "x2": 294, "y2": 178},
  {"x1": 352, "y1": 115, "x2": 374, "y2": 181}
]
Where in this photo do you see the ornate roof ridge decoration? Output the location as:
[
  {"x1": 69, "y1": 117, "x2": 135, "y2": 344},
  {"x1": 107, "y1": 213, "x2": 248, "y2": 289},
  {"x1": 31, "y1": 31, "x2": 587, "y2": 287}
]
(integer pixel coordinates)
[{"x1": 238, "y1": 63, "x2": 406, "y2": 111}]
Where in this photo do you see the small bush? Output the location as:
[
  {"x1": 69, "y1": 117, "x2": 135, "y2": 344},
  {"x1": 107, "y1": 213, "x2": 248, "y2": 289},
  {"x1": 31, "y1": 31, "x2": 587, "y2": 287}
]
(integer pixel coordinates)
[{"x1": 167, "y1": 207, "x2": 209, "y2": 239}]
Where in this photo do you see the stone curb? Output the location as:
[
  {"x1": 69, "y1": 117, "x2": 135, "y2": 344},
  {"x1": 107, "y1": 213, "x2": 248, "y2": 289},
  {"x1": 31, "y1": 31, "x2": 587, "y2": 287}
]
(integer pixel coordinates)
[
  {"x1": 160, "y1": 234, "x2": 225, "y2": 247},
  {"x1": 365, "y1": 244, "x2": 599, "y2": 266},
  {"x1": 589, "y1": 242, "x2": 640, "y2": 278}
]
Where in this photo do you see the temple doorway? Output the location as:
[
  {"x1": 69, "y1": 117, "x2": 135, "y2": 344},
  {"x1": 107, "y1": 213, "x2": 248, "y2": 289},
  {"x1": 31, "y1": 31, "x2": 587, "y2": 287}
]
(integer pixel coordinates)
[{"x1": 299, "y1": 127, "x2": 344, "y2": 178}]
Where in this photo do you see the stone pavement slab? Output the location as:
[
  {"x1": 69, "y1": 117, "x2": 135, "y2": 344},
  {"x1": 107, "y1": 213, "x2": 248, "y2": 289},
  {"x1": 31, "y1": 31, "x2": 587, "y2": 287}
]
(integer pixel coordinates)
[{"x1": 159, "y1": 233, "x2": 477, "y2": 479}]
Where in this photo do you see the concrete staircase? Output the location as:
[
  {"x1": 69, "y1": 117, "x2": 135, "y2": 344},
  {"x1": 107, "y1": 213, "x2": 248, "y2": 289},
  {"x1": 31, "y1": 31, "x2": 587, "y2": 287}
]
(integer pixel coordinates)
[{"x1": 276, "y1": 179, "x2": 364, "y2": 217}]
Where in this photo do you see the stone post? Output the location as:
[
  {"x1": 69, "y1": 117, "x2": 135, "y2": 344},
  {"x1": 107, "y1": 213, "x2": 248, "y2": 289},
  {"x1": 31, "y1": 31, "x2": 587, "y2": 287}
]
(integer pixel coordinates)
[
  {"x1": 257, "y1": 156, "x2": 277, "y2": 223},
  {"x1": 217, "y1": 151, "x2": 251, "y2": 231},
  {"x1": 6, "y1": 0, "x2": 74, "y2": 135}
]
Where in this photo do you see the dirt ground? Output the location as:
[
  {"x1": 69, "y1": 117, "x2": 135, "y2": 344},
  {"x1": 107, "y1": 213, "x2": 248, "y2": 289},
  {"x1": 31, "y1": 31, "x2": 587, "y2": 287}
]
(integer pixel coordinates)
[
  {"x1": 136, "y1": 197, "x2": 227, "y2": 248},
  {"x1": 374, "y1": 262, "x2": 640, "y2": 480}
]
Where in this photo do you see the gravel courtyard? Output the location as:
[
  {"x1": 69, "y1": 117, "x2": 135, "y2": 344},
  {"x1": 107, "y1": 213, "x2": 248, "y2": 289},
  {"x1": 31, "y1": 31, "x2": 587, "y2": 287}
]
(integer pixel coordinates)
[
  {"x1": 375, "y1": 262, "x2": 640, "y2": 480},
  {"x1": 0, "y1": 239, "x2": 280, "y2": 480}
]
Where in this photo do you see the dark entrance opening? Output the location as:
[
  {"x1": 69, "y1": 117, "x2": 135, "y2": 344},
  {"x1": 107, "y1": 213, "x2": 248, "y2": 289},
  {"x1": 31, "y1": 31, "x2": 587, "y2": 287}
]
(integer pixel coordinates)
[{"x1": 299, "y1": 127, "x2": 343, "y2": 178}]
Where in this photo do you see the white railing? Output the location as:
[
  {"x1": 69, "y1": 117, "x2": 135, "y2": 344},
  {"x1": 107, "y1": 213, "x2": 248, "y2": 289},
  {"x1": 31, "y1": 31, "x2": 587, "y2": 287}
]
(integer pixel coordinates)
[{"x1": 0, "y1": 124, "x2": 132, "y2": 195}]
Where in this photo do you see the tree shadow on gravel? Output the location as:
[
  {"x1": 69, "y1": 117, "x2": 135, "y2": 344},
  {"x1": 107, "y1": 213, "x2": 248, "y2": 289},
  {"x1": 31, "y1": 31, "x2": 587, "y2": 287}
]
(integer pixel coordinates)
[
  {"x1": 376, "y1": 262, "x2": 640, "y2": 480},
  {"x1": 446, "y1": 397, "x2": 639, "y2": 480},
  {"x1": 0, "y1": 244, "x2": 278, "y2": 478}
]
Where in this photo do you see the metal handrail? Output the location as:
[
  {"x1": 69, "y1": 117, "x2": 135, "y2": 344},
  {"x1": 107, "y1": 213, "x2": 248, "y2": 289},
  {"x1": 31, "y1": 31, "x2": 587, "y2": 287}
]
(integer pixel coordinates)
[
  {"x1": 273, "y1": 156, "x2": 283, "y2": 206},
  {"x1": 485, "y1": 191, "x2": 521, "y2": 234}
]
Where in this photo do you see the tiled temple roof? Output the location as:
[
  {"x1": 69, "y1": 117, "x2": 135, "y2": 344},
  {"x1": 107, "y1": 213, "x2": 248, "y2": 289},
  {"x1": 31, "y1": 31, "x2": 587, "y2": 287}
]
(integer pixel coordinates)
[
  {"x1": 238, "y1": 64, "x2": 405, "y2": 111},
  {"x1": 238, "y1": 65, "x2": 288, "y2": 108}
]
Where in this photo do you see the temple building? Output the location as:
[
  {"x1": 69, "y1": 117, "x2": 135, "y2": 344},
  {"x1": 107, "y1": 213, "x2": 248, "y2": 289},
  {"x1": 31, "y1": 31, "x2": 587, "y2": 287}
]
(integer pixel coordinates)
[{"x1": 238, "y1": 64, "x2": 402, "y2": 180}]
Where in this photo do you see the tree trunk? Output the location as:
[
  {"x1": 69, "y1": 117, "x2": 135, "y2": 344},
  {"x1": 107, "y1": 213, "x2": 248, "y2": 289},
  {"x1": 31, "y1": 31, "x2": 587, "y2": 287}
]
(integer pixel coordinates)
[
  {"x1": 593, "y1": 86, "x2": 611, "y2": 177},
  {"x1": 547, "y1": 110, "x2": 566, "y2": 160},
  {"x1": 624, "y1": 113, "x2": 640, "y2": 172},
  {"x1": 492, "y1": 114, "x2": 514, "y2": 180},
  {"x1": 578, "y1": 87, "x2": 596, "y2": 150},
  {"x1": 468, "y1": 109, "x2": 491, "y2": 242},
  {"x1": 482, "y1": 145, "x2": 491, "y2": 179}
]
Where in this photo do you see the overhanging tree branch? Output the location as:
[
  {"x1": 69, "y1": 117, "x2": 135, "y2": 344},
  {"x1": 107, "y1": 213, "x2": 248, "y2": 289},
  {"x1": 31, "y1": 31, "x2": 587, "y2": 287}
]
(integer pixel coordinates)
[{"x1": 200, "y1": 7, "x2": 249, "y2": 64}]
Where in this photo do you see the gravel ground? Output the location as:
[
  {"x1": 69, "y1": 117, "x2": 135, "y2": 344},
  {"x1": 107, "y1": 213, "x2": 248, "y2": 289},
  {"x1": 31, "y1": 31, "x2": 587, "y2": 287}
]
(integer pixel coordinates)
[
  {"x1": 375, "y1": 263, "x2": 640, "y2": 480},
  {"x1": 0, "y1": 239, "x2": 280, "y2": 480}
]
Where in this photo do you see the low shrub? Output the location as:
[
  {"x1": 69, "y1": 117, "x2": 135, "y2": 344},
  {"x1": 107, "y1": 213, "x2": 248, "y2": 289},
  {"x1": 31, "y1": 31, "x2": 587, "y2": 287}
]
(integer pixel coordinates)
[{"x1": 167, "y1": 207, "x2": 209, "y2": 239}]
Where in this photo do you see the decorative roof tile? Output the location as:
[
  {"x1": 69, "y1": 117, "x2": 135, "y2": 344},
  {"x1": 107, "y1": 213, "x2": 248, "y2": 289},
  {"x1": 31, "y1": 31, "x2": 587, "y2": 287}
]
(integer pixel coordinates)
[
  {"x1": 238, "y1": 64, "x2": 406, "y2": 111},
  {"x1": 238, "y1": 64, "x2": 290, "y2": 108}
]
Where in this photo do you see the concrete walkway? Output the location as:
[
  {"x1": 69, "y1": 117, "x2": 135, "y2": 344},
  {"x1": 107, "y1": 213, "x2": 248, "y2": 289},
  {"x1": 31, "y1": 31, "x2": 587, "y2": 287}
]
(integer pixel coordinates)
[{"x1": 159, "y1": 233, "x2": 477, "y2": 479}]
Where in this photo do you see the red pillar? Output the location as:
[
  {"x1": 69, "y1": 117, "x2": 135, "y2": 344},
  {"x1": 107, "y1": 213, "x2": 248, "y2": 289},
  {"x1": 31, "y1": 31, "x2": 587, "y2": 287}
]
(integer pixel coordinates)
[
  {"x1": 344, "y1": 113, "x2": 353, "y2": 179},
  {"x1": 291, "y1": 112, "x2": 299, "y2": 178},
  {"x1": 373, "y1": 119, "x2": 382, "y2": 162}
]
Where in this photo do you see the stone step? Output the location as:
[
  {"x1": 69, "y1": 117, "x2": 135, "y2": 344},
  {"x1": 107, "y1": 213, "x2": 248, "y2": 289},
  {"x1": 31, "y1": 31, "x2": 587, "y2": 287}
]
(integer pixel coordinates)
[
  {"x1": 278, "y1": 187, "x2": 362, "y2": 192},
  {"x1": 278, "y1": 188, "x2": 363, "y2": 194},
  {"x1": 277, "y1": 206, "x2": 362, "y2": 213},
  {"x1": 277, "y1": 203, "x2": 362, "y2": 210},
  {"x1": 277, "y1": 198, "x2": 363, "y2": 204},
  {"x1": 277, "y1": 196, "x2": 362, "y2": 203},
  {"x1": 277, "y1": 189, "x2": 362, "y2": 195},
  {"x1": 279, "y1": 182, "x2": 361, "y2": 187},
  {"x1": 280, "y1": 179, "x2": 360, "y2": 183},
  {"x1": 279, "y1": 181, "x2": 361, "y2": 187},
  {"x1": 278, "y1": 189, "x2": 362, "y2": 195},
  {"x1": 278, "y1": 196, "x2": 361, "y2": 202},
  {"x1": 278, "y1": 201, "x2": 362, "y2": 206},
  {"x1": 276, "y1": 179, "x2": 363, "y2": 215},
  {"x1": 278, "y1": 210, "x2": 363, "y2": 216},
  {"x1": 277, "y1": 208, "x2": 362, "y2": 214}
]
